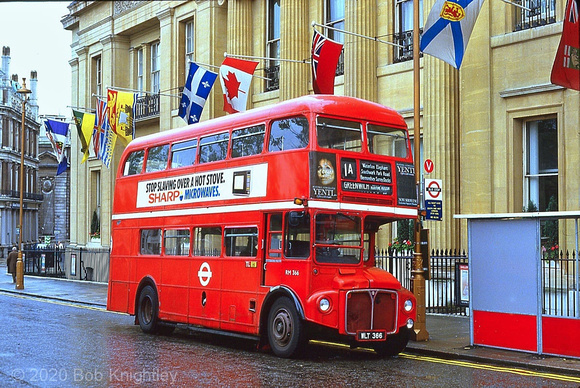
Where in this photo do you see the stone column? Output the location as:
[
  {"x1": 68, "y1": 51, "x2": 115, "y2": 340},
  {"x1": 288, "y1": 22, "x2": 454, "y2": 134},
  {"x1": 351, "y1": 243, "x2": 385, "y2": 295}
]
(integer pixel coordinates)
[
  {"x1": 279, "y1": 0, "x2": 309, "y2": 100},
  {"x1": 156, "y1": 7, "x2": 175, "y2": 131},
  {"x1": 72, "y1": 47, "x2": 88, "y2": 245},
  {"x1": 344, "y1": 0, "x2": 377, "y2": 101},
  {"x1": 227, "y1": 0, "x2": 254, "y2": 107},
  {"x1": 422, "y1": 1, "x2": 461, "y2": 250},
  {"x1": 197, "y1": 1, "x2": 228, "y2": 119}
]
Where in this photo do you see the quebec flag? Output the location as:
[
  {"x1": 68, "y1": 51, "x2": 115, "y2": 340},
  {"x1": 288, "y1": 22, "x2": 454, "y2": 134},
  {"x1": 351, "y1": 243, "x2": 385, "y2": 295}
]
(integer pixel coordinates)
[
  {"x1": 420, "y1": 0, "x2": 485, "y2": 69},
  {"x1": 179, "y1": 62, "x2": 217, "y2": 125}
]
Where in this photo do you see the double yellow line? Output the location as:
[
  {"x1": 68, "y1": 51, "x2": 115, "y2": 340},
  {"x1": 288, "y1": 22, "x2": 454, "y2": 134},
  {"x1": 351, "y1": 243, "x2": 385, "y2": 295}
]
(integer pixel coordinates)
[{"x1": 400, "y1": 353, "x2": 580, "y2": 384}]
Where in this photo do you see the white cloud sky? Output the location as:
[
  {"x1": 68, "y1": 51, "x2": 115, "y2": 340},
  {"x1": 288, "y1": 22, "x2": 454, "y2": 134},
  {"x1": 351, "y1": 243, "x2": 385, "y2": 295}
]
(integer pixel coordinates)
[{"x1": 0, "y1": 1, "x2": 72, "y2": 117}]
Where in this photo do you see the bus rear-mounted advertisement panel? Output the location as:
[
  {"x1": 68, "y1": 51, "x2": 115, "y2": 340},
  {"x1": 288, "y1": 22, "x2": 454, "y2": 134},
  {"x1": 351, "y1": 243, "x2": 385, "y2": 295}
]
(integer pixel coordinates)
[{"x1": 136, "y1": 163, "x2": 268, "y2": 208}]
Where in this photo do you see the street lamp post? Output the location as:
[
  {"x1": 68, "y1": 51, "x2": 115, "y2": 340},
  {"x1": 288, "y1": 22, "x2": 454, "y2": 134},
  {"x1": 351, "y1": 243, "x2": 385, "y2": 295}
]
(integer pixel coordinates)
[{"x1": 16, "y1": 78, "x2": 31, "y2": 290}]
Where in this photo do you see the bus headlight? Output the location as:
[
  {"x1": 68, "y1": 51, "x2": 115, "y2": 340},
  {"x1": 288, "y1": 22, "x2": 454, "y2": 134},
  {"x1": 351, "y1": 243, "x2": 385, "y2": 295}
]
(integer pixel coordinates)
[
  {"x1": 406, "y1": 318, "x2": 414, "y2": 329},
  {"x1": 319, "y1": 298, "x2": 331, "y2": 313},
  {"x1": 404, "y1": 299, "x2": 413, "y2": 312}
]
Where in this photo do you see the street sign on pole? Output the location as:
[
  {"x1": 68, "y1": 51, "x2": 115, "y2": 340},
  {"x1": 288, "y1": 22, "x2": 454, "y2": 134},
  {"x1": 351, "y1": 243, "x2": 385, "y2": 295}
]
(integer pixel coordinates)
[
  {"x1": 424, "y1": 178, "x2": 442, "y2": 221},
  {"x1": 424, "y1": 159, "x2": 434, "y2": 174}
]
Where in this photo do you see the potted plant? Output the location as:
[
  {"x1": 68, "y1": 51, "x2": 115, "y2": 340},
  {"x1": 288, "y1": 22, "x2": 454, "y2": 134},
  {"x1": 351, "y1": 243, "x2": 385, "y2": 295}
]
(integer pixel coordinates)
[{"x1": 90, "y1": 210, "x2": 100, "y2": 241}]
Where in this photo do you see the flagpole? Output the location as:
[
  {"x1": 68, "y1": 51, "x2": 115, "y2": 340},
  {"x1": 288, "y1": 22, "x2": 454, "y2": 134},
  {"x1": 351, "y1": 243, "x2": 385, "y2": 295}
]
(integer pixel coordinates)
[
  {"x1": 412, "y1": 0, "x2": 429, "y2": 342},
  {"x1": 224, "y1": 52, "x2": 310, "y2": 64},
  {"x1": 106, "y1": 86, "x2": 182, "y2": 99},
  {"x1": 311, "y1": 21, "x2": 405, "y2": 48},
  {"x1": 195, "y1": 59, "x2": 272, "y2": 81},
  {"x1": 500, "y1": 0, "x2": 531, "y2": 11}
]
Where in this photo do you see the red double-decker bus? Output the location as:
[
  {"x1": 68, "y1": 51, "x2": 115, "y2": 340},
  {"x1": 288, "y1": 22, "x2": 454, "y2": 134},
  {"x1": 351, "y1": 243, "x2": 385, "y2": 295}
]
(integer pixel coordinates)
[{"x1": 108, "y1": 95, "x2": 417, "y2": 357}]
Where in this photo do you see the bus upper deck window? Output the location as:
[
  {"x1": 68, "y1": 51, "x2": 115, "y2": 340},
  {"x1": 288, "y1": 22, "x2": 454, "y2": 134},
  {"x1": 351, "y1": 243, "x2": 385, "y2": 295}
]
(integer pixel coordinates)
[
  {"x1": 367, "y1": 124, "x2": 408, "y2": 158},
  {"x1": 123, "y1": 150, "x2": 145, "y2": 176},
  {"x1": 268, "y1": 116, "x2": 309, "y2": 152},
  {"x1": 199, "y1": 132, "x2": 229, "y2": 163},
  {"x1": 231, "y1": 124, "x2": 265, "y2": 158},
  {"x1": 317, "y1": 117, "x2": 362, "y2": 152},
  {"x1": 171, "y1": 139, "x2": 198, "y2": 168},
  {"x1": 145, "y1": 144, "x2": 169, "y2": 173}
]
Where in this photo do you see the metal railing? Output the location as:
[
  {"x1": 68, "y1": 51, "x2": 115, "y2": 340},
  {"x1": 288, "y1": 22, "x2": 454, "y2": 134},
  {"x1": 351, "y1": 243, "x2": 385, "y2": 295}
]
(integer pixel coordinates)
[
  {"x1": 0, "y1": 190, "x2": 43, "y2": 201},
  {"x1": 514, "y1": 0, "x2": 557, "y2": 31},
  {"x1": 542, "y1": 250, "x2": 578, "y2": 317},
  {"x1": 22, "y1": 245, "x2": 65, "y2": 277},
  {"x1": 376, "y1": 248, "x2": 469, "y2": 316},
  {"x1": 264, "y1": 64, "x2": 280, "y2": 92},
  {"x1": 393, "y1": 29, "x2": 423, "y2": 63},
  {"x1": 135, "y1": 93, "x2": 160, "y2": 120}
]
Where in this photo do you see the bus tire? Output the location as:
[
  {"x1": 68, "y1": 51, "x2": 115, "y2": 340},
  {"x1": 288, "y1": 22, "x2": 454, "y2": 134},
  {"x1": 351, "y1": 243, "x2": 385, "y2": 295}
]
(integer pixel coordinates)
[
  {"x1": 373, "y1": 327, "x2": 411, "y2": 357},
  {"x1": 137, "y1": 285, "x2": 161, "y2": 334},
  {"x1": 267, "y1": 297, "x2": 305, "y2": 358}
]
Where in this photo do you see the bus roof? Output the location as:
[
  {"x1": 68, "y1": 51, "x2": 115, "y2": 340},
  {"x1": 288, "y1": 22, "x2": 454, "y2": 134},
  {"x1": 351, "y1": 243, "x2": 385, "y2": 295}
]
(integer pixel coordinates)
[{"x1": 126, "y1": 95, "x2": 407, "y2": 151}]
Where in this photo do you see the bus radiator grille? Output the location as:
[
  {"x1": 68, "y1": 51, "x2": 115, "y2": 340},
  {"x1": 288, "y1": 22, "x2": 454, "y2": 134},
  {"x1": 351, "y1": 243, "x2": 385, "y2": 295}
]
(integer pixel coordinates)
[{"x1": 345, "y1": 290, "x2": 398, "y2": 335}]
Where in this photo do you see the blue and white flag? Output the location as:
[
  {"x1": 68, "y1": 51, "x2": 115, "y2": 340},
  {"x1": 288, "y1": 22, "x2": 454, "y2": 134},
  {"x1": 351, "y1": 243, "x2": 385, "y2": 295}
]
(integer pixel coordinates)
[
  {"x1": 420, "y1": 0, "x2": 485, "y2": 69},
  {"x1": 44, "y1": 119, "x2": 70, "y2": 176},
  {"x1": 179, "y1": 62, "x2": 217, "y2": 124}
]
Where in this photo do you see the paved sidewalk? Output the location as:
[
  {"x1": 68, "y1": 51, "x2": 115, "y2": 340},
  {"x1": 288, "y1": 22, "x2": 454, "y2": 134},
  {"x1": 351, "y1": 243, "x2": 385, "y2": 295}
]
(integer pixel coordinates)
[{"x1": 1, "y1": 263, "x2": 579, "y2": 377}]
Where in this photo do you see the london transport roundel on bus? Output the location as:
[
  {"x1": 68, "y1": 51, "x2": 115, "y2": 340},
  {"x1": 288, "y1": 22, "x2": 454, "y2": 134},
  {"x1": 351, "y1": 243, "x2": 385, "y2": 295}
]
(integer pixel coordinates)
[{"x1": 198, "y1": 262, "x2": 212, "y2": 286}]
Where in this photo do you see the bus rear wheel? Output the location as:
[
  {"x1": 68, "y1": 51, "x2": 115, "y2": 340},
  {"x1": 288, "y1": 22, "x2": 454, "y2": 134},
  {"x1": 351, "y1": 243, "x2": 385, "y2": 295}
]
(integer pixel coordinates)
[
  {"x1": 267, "y1": 297, "x2": 305, "y2": 358},
  {"x1": 138, "y1": 285, "x2": 162, "y2": 334}
]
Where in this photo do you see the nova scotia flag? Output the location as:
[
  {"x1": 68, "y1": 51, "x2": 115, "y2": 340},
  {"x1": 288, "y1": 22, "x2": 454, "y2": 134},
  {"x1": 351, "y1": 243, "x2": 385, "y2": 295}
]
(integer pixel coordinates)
[
  {"x1": 179, "y1": 62, "x2": 217, "y2": 124},
  {"x1": 420, "y1": 0, "x2": 485, "y2": 69}
]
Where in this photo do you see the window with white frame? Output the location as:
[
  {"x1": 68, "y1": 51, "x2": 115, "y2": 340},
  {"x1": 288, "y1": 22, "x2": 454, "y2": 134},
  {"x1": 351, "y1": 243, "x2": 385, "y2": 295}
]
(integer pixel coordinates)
[
  {"x1": 325, "y1": 0, "x2": 345, "y2": 75},
  {"x1": 524, "y1": 118, "x2": 558, "y2": 212},
  {"x1": 94, "y1": 56, "x2": 102, "y2": 97},
  {"x1": 394, "y1": 0, "x2": 423, "y2": 63},
  {"x1": 185, "y1": 20, "x2": 195, "y2": 68},
  {"x1": 137, "y1": 48, "x2": 144, "y2": 95},
  {"x1": 266, "y1": 0, "x2": 280, "y2": 91},
  {"x1": 151, "y1": 41, "x2": 160, "y2": 94}
]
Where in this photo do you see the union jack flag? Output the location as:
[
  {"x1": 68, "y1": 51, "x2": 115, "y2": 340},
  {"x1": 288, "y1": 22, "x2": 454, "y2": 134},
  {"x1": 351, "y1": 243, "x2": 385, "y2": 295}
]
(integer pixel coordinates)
[
  {"x1": 311, "y1": 30, "x2": 343, "y2": 94},
  {"x1": 93, "y1": 98, "x2": 108, "y2": 156}
]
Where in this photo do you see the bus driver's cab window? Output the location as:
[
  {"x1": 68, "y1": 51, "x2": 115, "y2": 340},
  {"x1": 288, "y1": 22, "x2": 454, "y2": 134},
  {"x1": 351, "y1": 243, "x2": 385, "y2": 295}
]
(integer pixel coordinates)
[{"x1": 285, "y1": 211, "x2": 310, "y2": 258}]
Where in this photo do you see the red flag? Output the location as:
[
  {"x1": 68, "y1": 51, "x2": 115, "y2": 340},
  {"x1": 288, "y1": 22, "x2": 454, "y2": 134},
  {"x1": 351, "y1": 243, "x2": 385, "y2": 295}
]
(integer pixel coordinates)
[
  {"x1": 219, "y1": 57, "x2": 258, "y2": 114},
  {"x1": 551, "y1": 0, "x2": 579, "y2": 91},
  {"x1": 311, "y1": 31, "x2": 343, "y2": 94}
]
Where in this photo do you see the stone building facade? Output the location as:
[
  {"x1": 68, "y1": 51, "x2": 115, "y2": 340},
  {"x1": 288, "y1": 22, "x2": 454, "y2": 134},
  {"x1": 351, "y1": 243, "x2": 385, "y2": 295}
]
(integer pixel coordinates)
[
  {"x1": 0, "y1": 47, "x2": 42, "y2": 258},
  {"x1": 62, "y1": 0, "x2": 579, "y2": 281}
]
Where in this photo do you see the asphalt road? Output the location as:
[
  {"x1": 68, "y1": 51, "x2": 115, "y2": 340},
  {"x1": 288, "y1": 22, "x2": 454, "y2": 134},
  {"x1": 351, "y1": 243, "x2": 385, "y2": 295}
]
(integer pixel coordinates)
[{"x1": 0, "y1": 292, "x2": 577, "y2": 387}]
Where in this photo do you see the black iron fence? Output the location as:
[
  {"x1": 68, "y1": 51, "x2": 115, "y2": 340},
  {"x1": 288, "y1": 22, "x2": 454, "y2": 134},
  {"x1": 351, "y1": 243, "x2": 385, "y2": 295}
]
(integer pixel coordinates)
[
  {"x1": 135, "y1": 93, "x2": 160, "y2": 120},
  {"x1": 376, "y1": 249, "x2": 469, "y2": 316},
  {"x1": 514, "y1": 0, "x2": 557, "y2": 31},
  {"x1": 542, "y1": 250, "x2": 578, "y2": 317},
  {"x1": 22, "y1": 244, "x2": 65, "y2": 277}
]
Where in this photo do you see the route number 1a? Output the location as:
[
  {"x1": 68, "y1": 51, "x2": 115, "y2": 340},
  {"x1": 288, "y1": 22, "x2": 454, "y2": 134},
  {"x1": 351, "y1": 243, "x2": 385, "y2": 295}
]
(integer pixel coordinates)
[{"x1": 341, "y1": 159, "x2": 357, "y2": 180}]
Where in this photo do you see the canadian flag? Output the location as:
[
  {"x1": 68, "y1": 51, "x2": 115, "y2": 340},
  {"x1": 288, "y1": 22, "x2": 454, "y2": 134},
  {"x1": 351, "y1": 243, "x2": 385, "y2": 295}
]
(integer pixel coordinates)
[{"x1": 219, "y1": 57, "x2": 259, "y2": 114}]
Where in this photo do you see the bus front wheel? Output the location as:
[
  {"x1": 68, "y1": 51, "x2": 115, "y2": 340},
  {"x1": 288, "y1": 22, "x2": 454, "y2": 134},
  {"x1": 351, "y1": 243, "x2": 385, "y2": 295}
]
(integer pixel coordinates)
[
  {"x1": 137, "y1": 285, "x2": 161, "y2": 334},
  {"x1": 267, "y1": 297, "x2": 305, "y2": 358},
  {"x1": 373, "y1": 326, "x2": 411, "y2": 357}
]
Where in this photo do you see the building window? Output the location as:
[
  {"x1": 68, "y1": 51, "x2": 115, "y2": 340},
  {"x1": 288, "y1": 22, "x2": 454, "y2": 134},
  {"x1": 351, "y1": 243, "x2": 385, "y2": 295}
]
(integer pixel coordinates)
[
  {"x1": 151, "y1": 41, "x2": 160, "y2": 94},
  {"x1": 524, "y1": 118, "x2": 558, "y2": 212},
  {"x1": 265, "y1": 0, "x2": 280, "y2": 91},
  {"x1": 514, "y1": 0, "x2": 556, "y2": 31},
  {"x1": 94, "y1": 56, "x2": 102, "y2": 98},
  {"x1": 394, "y1": 0, "x2": 423, "y2": 63},
  {"x1": 185, "y1": 20, "x2": 195, "y2": 68},
  {"x1": 325, "y1": 0, "x2": 345, "y2": 75},
  {"x1": 137, "y1": 48, "x2": 144, "y2": 95}
]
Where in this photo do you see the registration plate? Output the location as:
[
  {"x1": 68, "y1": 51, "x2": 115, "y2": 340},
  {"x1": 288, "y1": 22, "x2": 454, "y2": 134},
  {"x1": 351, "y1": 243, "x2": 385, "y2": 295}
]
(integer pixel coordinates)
[{"x1": 357, "y1": 330, "x2": 386, "y2": 341}]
